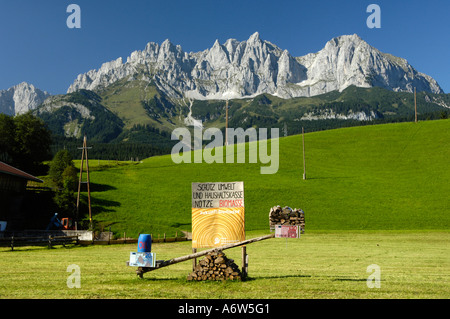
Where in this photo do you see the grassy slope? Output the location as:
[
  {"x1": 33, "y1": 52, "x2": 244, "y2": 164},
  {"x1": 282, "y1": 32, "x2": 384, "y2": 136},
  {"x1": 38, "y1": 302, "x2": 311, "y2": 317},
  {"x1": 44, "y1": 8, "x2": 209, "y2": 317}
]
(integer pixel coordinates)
[
  {"x1": 2, "y1": 120, "x2": 449, "y2": 299},
  {"x1": 99, "y1": 78, "x2": 179, "y2": 131},
  {"x1": 80, "y1": 119, "x2": 450, "y2": 237}
]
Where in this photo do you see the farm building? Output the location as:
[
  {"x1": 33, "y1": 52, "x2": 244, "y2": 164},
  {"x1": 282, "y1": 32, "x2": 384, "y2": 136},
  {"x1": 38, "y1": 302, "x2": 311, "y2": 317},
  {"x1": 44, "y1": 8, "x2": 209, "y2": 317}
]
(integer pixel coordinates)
[{"x1": 0, "y1": 161, "x2": 43, "y2": 231}]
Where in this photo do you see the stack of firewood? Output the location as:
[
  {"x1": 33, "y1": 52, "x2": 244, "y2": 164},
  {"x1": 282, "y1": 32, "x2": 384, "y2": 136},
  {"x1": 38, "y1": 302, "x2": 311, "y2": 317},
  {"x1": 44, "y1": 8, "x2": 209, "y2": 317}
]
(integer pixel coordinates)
[
  {"x1": 187, "y1": 251, "x2": 242, "y2": 281},
  {"x1": 269, "y1": 205, "x2": 305, "y2": 233}
]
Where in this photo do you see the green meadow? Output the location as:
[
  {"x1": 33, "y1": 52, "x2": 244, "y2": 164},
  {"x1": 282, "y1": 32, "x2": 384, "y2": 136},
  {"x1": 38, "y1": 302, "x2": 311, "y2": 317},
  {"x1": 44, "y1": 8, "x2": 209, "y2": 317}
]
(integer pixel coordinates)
[
  {"x1": 1, "y1": 119, "x2": 449, "y2": 299},
  {"x1": 0, "y1": 231, "x2": 448, "y2": 298},
  {"x1": 82, "y1": 119, "x2": 450, "y2": 237}
]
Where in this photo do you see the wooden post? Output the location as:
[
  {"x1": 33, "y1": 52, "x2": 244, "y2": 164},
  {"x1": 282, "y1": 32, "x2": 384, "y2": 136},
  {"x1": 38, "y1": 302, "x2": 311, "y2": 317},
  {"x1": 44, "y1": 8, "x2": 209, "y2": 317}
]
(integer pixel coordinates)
[
  {"x1": 414, "y1": 87, "x2": 418, "y2": 123},
  {"x1": 242, "y1": 245, "x2": 248, "y2": 279},
  {"x1": 77, "y1": 135, "x2": 93, "y2": 229},
  {"x1": 76, "y1": 138, "x2": 85, "y2": 222},
  {"x1": 302, "y1": 127, "x2": 306, "y2": 180},
  {"x1": 86, "y1": 140, "x2": 92, "y2": 229},
  {"x1": 225, "y1": 100, "x2": 229, "y2": 146},
  {"x1": 192, "y1": 248, "x2": 197, "y2": 271}
]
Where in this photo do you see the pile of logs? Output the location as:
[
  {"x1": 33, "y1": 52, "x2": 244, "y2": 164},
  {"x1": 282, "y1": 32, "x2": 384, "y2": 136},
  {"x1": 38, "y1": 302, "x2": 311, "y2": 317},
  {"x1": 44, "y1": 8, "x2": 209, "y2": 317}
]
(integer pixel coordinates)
[
  {"x1": 187, "y1": 251, "x2": 242, "y2": 281},
  {"x1": 269, "y1": 205, "x2": 305, "y2": 233}
]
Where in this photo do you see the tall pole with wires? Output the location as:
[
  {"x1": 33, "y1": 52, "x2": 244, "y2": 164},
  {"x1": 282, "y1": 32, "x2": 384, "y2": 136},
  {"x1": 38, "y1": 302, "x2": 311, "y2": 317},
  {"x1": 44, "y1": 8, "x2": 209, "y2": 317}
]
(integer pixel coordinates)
[
  {"x1": 302, "y1": 127, "x2": 306, "y2": 180},
  {"x1": 414, "y1": 87, "x2": 418, "y2": 123},
  {"x1": 76, "y1": 135, "x2": 93, "y2": 229},
  {"x1": 225, "y1": 100, "x2": 229, "y2": 146}
]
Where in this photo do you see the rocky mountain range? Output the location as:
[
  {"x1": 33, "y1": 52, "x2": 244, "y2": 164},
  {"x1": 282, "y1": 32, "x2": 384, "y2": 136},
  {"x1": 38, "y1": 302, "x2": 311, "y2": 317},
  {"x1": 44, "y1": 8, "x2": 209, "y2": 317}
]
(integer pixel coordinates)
[
  {"x1": 0, "y1": 82, "x2": 50, "y2": 116},
  {"x1": 0, "y1": 33, "x2": 445, "y2": 117},
  {"x1": 0, "y1": 32, "x2": 448, "y2": 148},
  {"x1": 67, "y1": 32, "x2": 444, "y2": 100}
]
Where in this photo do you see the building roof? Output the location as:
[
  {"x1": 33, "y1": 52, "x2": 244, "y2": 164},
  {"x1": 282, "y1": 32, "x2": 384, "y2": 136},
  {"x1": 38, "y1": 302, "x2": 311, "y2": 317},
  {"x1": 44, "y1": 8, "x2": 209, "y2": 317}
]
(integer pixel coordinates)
[{"x1": 0, "y1": 161, "x2": 43, "y2": 183}]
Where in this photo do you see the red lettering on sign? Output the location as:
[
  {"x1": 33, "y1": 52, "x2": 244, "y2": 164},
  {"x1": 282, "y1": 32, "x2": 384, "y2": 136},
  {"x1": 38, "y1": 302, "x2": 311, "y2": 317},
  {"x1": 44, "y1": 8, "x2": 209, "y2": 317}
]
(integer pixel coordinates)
[{"x1": 219, "y1": 200, "x2": 243, "y2": 207}]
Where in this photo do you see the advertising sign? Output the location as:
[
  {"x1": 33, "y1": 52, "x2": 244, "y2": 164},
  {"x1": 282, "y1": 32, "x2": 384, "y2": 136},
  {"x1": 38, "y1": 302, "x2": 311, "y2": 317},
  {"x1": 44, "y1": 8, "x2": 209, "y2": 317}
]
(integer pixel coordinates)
[
  {"x1": 129, "y1": 252, "x2": 156, "y2": 267},
  {"x1": 275, "y1": 225, "x2": 301, "y2": 238},
  {"x1": 192, "y1": 182, "x2": 245, "y2": 248}
]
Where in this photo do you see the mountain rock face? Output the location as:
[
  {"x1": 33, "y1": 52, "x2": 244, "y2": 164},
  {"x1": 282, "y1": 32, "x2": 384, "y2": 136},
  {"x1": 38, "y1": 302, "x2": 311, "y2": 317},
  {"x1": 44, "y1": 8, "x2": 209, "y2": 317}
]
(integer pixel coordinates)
[
  {"x1": 33, "y1": 90, "x2": 124, "y2": 142},
  {"x1": 67, "y1": 33, "x2": 444, "y2": 100},
  {"x1": 295, "y1": 34, "x2": 443, "y2": 96},
  {"x1": 0, "y1": 82, "x2": 51, "y2": 116}
]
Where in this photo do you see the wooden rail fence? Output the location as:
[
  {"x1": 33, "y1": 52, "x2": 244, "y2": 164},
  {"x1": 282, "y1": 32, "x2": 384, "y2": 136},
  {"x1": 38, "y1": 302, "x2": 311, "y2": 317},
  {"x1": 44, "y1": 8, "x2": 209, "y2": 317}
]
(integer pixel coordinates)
[
  {"x1": 0, "y1": 232, "x2": 190, "y2": 249},
  {"x1": 0, "y1": 235, "x2": 79, "y2": 250}
]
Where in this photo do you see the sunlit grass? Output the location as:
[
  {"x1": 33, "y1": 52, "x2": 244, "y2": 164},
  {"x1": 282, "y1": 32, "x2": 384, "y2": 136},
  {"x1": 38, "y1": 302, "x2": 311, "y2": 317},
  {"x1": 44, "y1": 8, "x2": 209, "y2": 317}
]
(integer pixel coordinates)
[{"x1": 0, "y1": 231, "x2": 448, "y2": 298}]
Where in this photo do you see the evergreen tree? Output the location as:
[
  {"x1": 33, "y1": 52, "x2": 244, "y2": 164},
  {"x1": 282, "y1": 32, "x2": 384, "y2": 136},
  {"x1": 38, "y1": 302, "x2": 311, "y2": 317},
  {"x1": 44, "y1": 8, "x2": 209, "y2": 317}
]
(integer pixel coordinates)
[
  {"x1": 0, "y1": 112, "x2": 52, "y2": 174},
  {"x1": 48, "y1": 150, "x2": 77, "y2": 216},
  {"x1": 0, "y1": 114, "x2": 15, "y2": 163},
  {"x1": 48, "y1": 149, "x2": 76, "y2": 188}
]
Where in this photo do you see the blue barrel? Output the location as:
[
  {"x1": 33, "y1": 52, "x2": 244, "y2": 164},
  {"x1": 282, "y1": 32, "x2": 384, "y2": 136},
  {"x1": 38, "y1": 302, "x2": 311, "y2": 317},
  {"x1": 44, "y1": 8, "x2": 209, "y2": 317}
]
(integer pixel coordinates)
[{"x1": 137, "y1": 234, "x2": 152, "y2": 252}]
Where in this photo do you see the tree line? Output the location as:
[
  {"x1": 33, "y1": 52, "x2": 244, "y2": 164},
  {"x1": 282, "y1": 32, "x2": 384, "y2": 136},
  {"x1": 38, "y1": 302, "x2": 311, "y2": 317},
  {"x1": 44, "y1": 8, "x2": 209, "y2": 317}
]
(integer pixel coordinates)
[
  {"x1": 0, "y1": 113, "x2": 176, "y2": 176},
  {"x1": 0, "y1": 112, "x2": 52, "y2": 175},
  {"x1": 51, "y1": 135, "x2": 174, "y2": 162}
]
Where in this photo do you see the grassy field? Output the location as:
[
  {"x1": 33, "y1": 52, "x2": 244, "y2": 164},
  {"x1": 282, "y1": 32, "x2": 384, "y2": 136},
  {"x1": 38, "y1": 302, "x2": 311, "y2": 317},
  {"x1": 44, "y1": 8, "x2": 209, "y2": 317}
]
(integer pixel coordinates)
[
  {"x1": 76, "y1": 119, "x2": 450, "y2": 237},
  {"x1": 1, "y1": 231, "x2": 448, "y2": 299},
  {"x1": 1, "y1": 119, "x2": 449, "y2": 300}
]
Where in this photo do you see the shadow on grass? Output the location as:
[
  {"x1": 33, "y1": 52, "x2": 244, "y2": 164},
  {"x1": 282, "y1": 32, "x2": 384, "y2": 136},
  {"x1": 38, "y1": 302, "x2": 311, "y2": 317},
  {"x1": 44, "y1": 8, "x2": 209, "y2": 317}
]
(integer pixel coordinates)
[
  {"x1": 90, "y1": 182, "x2": 117, "y2": 192},
  {"x1": 245, "y1": 274, "x2": 312, "y2": 281},
  {"x1": 77, "y1": 194, "x2": 121, "y2": 219},
  {"x1": 332, "y1": 277, "x2": 367, "y2": 282},
  {"x1": 306, "y1": 176, "x2": 354, "y2": 180},
  {"x1": 131, "y1": 274, "x2": 313, "y2": 282},
  {"x1": 170, "y1": 222, "x2": 191, "y2": 228},
  {"x1": 132, "y1": 276, "x2": 179, "y2": 281},
  {"x1": 134, "y1": 275, "x2": 313, "y2": 282},
  {"x1": 90, "y1": 197, "x2": 121, "y2": 213}
]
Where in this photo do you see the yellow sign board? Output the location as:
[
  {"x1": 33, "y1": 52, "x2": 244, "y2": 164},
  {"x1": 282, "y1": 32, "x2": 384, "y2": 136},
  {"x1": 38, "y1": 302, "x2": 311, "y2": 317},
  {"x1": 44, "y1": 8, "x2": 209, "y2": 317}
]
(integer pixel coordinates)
[{"x1": 192, "y1": 182, "x2": 245, "y2": 248}]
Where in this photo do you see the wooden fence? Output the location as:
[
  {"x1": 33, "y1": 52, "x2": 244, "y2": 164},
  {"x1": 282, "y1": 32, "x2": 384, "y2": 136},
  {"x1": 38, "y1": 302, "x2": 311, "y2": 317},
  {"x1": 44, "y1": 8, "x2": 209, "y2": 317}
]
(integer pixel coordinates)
[
  {"x1": 80, "y1": 233, "x2": 190, "y2": 245},
  {"x1": 0, "y1": 232, "x2": 190, "y2": 249},
  {"x1": 0, "y1": 235, "x2": 79, "y2": 251}
]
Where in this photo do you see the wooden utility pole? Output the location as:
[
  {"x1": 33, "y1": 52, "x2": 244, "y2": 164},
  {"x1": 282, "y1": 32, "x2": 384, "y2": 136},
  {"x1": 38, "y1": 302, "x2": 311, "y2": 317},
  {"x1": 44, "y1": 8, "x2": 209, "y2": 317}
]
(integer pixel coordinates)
[
  {"x1": 414, "y1": 87, "x2": 418, "y2": 123},
  {"x1": 225, "y1": 100, "x2": 229, "y2": 145},
  {"x1": 302, "y1": 127, "x2": 306, "y2": 180},
  {"x1": 76, "y1": 135, "x2": 93, "y2": 229}
]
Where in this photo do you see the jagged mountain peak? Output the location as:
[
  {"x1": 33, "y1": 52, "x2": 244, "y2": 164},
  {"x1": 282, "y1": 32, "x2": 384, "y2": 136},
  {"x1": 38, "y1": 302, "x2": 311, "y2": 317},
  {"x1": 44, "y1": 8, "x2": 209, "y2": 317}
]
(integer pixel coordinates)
[
  {"x1": 66, "y1": 32, "x2": 444, "y2": 99},
  {"x1": 0, "y1": 82, "x2": 51, "y2": 116},
  {"x1": 248, "y1": 31, "x2": 261, "y2": 43},
  {"x1": 332, "y1": 33, "x2": 362, "y2": 43}
]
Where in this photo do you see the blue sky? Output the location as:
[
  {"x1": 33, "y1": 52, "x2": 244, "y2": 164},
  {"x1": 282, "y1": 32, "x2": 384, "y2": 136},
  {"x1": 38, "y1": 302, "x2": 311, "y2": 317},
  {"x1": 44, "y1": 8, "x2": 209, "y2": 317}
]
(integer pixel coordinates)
[{"x1": 0, "y1": 0, "x2": 449, "y2": 94}]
